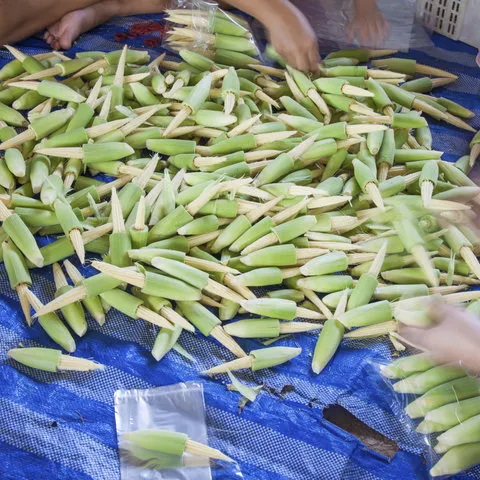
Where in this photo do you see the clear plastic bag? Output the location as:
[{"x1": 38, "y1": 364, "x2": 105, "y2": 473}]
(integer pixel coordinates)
[
  {"x1": 162, "y1": 1, "x2": 260, "y2": 59},
  {"x1": 368, "y1": 354, "x2": 480, "y2": 478},
  {"x1": 115, "y1": 381, "x2": 244, "y2": 479},
  {"x1": 260, "y1": 0, "x2": 434, "y2": 52}
]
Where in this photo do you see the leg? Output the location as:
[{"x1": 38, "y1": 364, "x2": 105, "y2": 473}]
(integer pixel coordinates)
[
  {"x1": 45, "y1": 0, "x2": 172, "y2": 50},
  {"x1": 0, "y1": 0, "x2": 105, "y2": 45}
]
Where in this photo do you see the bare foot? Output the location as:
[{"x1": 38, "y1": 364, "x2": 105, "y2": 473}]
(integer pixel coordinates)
[{"x1": 44, "y1": 7, "x2": 101, "y2": 50}]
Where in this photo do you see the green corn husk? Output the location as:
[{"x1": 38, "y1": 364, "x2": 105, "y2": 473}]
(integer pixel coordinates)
[
  {"x1": 3, "y1": 214, "x2": 43, "y2": 267},
  {"x1": 374, "y1": 284, "x2": 429, "y2": 301},
  {"x1": 32, "y1": 80, "x2": 85, "y2": 103},
  {"x1": 437, "y1": 97, "x2": 475, "y2": 119},
  {"x1": 4, "y1": 148, "x2": 25, "y2": 177},
  {"x1": 249, "y1": 346, "x2": 301, "y2": 371},
  {"x1": 129, "y1": 225, "x2": 148, "y2": 249},
  {"x1": 280, "y1": 96, "x2": 317, "y2": 121},
  {"x1": 198, "y1": 199, "x2": 238, "y2": 218},
  {"x1": 125, "y1": 128, "x2": 163, "y2": 149},
  {"x1": 152, "y1": 324, "x2": 183, "y2": 362},
  {"x1": 234, "y1": 267, "x2": 283, "y2": 287},
  {"x1": 0, "y1": 59, "x2": 24, "y2": 81},
  {"x1": 298, "y1": 275, "x2": 353, "y2": 293},
  {"x1": 336, "y1": 300, "x2": 392, "y2": 329},
  {"x1": 177, "y1": 215, "x2": 219, "y2": 236},
  {"x1": 312, "y1": 319, "x2": 344, "y2": 374},
  {"x1": 219, "y1": 297, "x2": 240, "y2": 321},
  {"x1": 100, "y1": 288, "x2": 143, "y2": 320},
  {"x1": 175, "y1": 181, "x2": 215, "y2": 205},
  {"x1": 177, "y1": 301, "x2": 220, "y2": 336},
  {"x1": 148, "y1": 236, "x2": 189, "y2": 252},
  {"x1": 267, "y1": 289, "x2": 305, "y2": 303},
  {"x1": 242, "y1": 298, "x2": 296, "y2": 321},
  {"x1": 40, "y1": 174, "x2": 65, "y2": 205},
  {"x1": 406, "y1": 377, "x2": 480, "y2": 419},
  {"x1": 241, "y1": 244, "x2": 297, "y2": 267},
  {"x1": 150, "y1": 257, "x2": 208, "y2": 289},
  {"x1": 80, "y1": 272, "x2": 124, "y2": 298},
  {"x1": 430, "y1": 443, "x2": 480, "y2": 477},
  {"x1": 300, "y1": 251, "x2": 348, "y2": 276},
  {"x1": 148, "y1": 206, "x2": 193, "y2": 242},
  {"x1": 435, "y1": 414, "x2": 480, "y2": 453},
  {"x1": 0, "y1": 101, "x2": 28, "y2": 127},
  {"x1": 3, "y1": 240, "x2": 31, "y2": 290},
  {"x1": 230, "y1": 217, "x2": 275, "y2": 253},
  {"x1": 393, "y1": 364, "x2": 467, "y2": 394},
  {"x1": 423, "y1": 397, "x2": 480, "y2": 433},
  {"x1": 224, "y1": 318, "x2": 280, "y2": 338},
  {"x1": 381, "y1": 268, "x2": 440, "y2": 285},
  {"x1": 195, "y1": 110, "x2": 237, "y2": 128},
  {"x1": 16, "y1": 207, "x2": 58, "y2": 227},
  {"x1": 129, "y1": 82, "x2": 158, "y2": 106},
  {"x1": 271, "y1": 216, "x2": 317, "y2": 244},
  {"x1": 432, "y1": 257, "x2": 470, "y2": 276},
  {"x1": 140, "y1": 267, "x2": 201, "y2": 301},
  {"x1": 326, "y1": 66, "x2": 367, "y2": 77},
  {"x1": 0, "y1": 158, "x2": 15, "y2": 189},
  {"x1": 36, "y1": 308, "x2": 76, "y2": 353},
  {"x1": 41, "y1": 127, "x2": 89, "y2": 149},
  {"x1": 0, "y1": 125, "x2": 17, "y2": 142},
  {"x1": 346, "y1": 273, "x2": 378, "y2": 310},
  {"x1": 179, "y1": 50, "x2": 214, "y2": 71},
  {"x1": 7, "y1": 347, "x2": 62, "y2": 372},
  {"x1": 415, "y1": 125, "x2": 432, "y2": 149},
  {"x1": 255, "y1": 153, "x2": 294, "y2": 187},
  {"x1": 129, "y1": 248, "x2": 185, "y2": 264},
  {"x1": 82, "y1": 142, "x2": 135, "y2": 165},
  {"x1": 109, "y1": 232, "x2": 132, "y2": 267},
  {"x1": 56, "y1": 285, "x2": 88, "y2": 336},
  {"x1": 439, "y1": 161, "x2": 475, "y2": 186}
]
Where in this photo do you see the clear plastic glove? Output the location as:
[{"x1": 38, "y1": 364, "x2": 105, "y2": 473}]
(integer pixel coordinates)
[
  {"x1": 347, "y1": 0, "x2": 390, "y2": 48},
  {"x1": 400, "y1": 302, "x2": 480, "y2": 375},
  {"x1": 266, "y1": 2, "x2": 320, "y2": 72}
]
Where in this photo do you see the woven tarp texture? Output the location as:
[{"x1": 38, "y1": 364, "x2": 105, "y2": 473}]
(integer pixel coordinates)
[{"x1": 0, "y1": 12, "x2": 479, "y2": 480}]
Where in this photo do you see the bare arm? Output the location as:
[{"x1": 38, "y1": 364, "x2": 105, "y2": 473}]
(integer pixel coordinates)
[
  {"x1": 0, "y1": 0, "x2": 106, "y2": 45},
  {"x1": 347, "y1": 0, "x2": 390, "y2": 48},
  {"x1": 222, "y1": 0, "x2": 320, "y2": 72},
  {"x1": 400, "y1": 303, "x2": 480, "y2": 375}
]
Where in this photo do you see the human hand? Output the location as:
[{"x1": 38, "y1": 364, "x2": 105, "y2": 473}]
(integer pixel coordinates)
[
  {"x1": 266, "y1": 2, "x2": 320, "y2": 72},
  {"x1": 347, "y1": 0, "x2": 390, "y2": 48},
  {"x1": 400, "y1": 302, "x2": 480, "y2": 375}
]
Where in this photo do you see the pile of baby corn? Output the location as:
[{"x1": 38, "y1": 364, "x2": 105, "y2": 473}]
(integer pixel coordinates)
[{"x1": 1, "y1": 22, "x2": 480, "y2": 475}]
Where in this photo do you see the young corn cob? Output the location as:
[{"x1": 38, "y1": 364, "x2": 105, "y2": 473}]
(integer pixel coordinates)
[
  {"x1": 52, "y1": 263, "x2": 87, "y2": 337},
  {"x1": 430, "y1": 443, "x2": 480, "y2": 477},
  {"x1": 25, "y1": 289, "x2": 76, "y2": 353},
  {"x1": 224, "y1": 318, "x2": 320, "y2": 338},
  {"x1": 2, "y1": 240, "x2": 32, "y2": 324},
  {"x1": 63, "y1": 260, "x2": 105, "y2": 325},
  {"x1": 122, "y1": 429, "x2": 232, "y2": 462},
  {"x1": 203, "y1": 346, "x2": 301, "y2": 375},
  {"x1": 406, "y1": 377, "x2": 480, "y2": 419},
  {"x1": 100, "y1": 288, "x2": 173, "y2": 330},
  {"x1": 8, "y1": 347, "x2": 102, "y2": 373}
]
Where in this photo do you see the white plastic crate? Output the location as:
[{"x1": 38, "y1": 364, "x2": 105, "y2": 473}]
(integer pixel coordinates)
[{"x1": 417, "y1": 0, "x2": 480, "y2": 47}]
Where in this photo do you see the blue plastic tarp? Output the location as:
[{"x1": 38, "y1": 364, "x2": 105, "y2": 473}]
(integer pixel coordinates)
[{"x1": 0, "y1": 14, "x2": 480, "y2": 480}]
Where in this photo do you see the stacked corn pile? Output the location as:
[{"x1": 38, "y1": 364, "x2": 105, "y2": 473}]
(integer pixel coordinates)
[
  {"x1": 164, "y1": 8, "x2": 260, "y2": 65},
  {"x1": 0, "y1": 40, "x2": 479, "y2": 475},
  {"x1": 383, "y1": 352, "x2": 480, "y2": 477}
]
